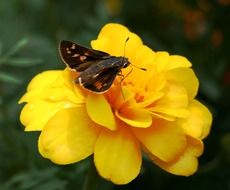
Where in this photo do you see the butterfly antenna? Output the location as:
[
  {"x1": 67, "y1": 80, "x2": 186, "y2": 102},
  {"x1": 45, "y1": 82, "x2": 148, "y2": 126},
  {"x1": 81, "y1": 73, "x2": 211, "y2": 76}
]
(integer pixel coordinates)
[
  {"x1": 130, "y1": 64, "x2": 147, "y2": 71},
  {"x1": 123, "y1": 37, "x2": 146, "y2": 71},
  {"x1": 123, "y1": 37, "x2": 130, "y2": 58}
]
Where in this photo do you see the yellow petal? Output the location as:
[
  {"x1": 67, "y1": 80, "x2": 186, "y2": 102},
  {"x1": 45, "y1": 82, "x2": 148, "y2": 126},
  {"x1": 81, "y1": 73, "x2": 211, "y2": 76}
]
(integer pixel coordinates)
[
  {"x1": 123, "y1": 45, "x2": 156, "y2": 87},
  {"x1": 19, "y1": 69, "x2": 85, "y2": 104},
  {"x1": 133, "y1": 119, "x2": 187, "y2": 162},
  {"x1": 152, "y1": 112, "x2": 176, "y2": 121},
  {"x1": 136, "y1": 91, "x2": 164, "y2": 108},
  {"x1": 178, "y1": 100, "x2": 212, "y2": 139},
  {"x1": 94, "y1": 125, "x2": 141, "y2": 184},
  {"x1": 128, "y1": 45, "x2": 155, "y2": 69},
  {"x1": 97, "y1": 23, "x2": 129, "y2": 40},
  {"x1": 146, "y1": 72, "x2": 166, "y2": 93},
  {"x1": 149, "y1": 82, "x2": 189, "y2": 118},
  {"x1": 166, "y1": 55, "x2": 192, "y2": 70},
  {"x1": 20, "y1": 100, "x2": 76, "y2": 131},
  {"x1": 156, "y1": 82, "x2": 189, "y2": 108},
  {"x1": 39, "y1": 107, "x2": 100, "y2": 164},
  {"x1": 116, "y1": 107, "x2": 152, "y2": 128},
  {"x1": 166, "y1": 68, "x2": 199, "y2": 99},
  {"x1": 91, "y1": 23, "x2": 142, "y2": 58},
  {"x1": 150, "y1": 53, "x2": 192, "y2": 74},
  {"x1": 151, "y1": 136, "x2": 204, "y2": 176},
  {"x1": 152, "y1": 51, "x2": 170, "y2": 73},
  {"x1": 86, "y1": 94, "x2": 116, "y2": 130},
  {"x1": 27, "y1": 70, "x2": 62, "y2": 91},
  {"x1": 150, "y1": 107, "x2": 189, "y2": 118},
  {"x1": 44, "y1": 69, "x2": 85, "y2": 103},
  {"x1": 19, "y1": 71, "x2": 62, "y2": 103},
  {"x1": 41, "y1": 86, "x2": 84, "y2": 104}
]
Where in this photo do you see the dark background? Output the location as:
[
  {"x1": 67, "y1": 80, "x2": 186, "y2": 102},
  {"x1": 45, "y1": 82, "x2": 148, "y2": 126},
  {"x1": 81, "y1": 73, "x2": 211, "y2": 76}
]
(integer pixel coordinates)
[{"x1": 0, "y1": 0, "x2": 229, "y2": 189}]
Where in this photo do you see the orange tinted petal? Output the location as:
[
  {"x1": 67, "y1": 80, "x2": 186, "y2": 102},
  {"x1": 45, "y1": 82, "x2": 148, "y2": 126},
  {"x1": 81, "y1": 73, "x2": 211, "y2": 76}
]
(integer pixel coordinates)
[
  {"x1": 39, "y1": 107, "x2": 100, "y2": 164},
  {"x1": 94, "y1": 125, "x2": 141, "y2": 184}
]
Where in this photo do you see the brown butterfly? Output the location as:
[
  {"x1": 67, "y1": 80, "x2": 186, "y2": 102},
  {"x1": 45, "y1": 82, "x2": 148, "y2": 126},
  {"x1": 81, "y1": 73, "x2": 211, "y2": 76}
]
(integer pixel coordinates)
[{"x1": 59, "y1": 40, "x2": 131, "y2": 93}]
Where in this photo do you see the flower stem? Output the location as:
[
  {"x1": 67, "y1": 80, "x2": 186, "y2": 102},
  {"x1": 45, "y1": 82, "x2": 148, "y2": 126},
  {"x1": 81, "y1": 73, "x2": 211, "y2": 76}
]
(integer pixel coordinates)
[{"x1": 83, "y1": 160, "x2": 101, "y2": 190}]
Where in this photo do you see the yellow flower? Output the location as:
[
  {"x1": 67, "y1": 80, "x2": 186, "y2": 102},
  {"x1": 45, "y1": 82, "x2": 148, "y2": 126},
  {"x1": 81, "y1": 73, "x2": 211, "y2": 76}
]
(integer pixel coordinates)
[{"x1": 19, "y1": 23, "x2": 212, "y2": 185}]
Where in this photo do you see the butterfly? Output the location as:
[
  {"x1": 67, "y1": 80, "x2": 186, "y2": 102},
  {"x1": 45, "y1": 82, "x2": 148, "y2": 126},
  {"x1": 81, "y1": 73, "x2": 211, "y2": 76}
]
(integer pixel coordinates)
[{"x1": 59, "y1": 40, "x2": 131, "y2": 93}]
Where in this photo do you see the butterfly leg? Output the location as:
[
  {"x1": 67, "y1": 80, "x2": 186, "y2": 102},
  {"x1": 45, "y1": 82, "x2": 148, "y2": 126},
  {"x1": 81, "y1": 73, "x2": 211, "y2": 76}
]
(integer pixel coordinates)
[
  {"x1": 124, "y1": 66, "x2": 133, "y2": 80},
  {"x1": 117, "y1": 72, "x2": 124, "y2": 82},
  {"x1": 117, "y1": 72, "x2": 127, "y2": 100}
]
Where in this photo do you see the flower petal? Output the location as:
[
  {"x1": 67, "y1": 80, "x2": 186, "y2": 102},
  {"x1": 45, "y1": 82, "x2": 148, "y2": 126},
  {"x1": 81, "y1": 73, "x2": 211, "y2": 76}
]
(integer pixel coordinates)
[
  {"x1": 166, "y1": 68, "x2": 199, "y2": 99},
  {"x1": 91, "y1": 23, "x2": 142, "y2": 57},
  {"x1": 150, "y1": 107, "x2": 189, "y2": 118},
  {"x1": 122, "y1": 46, "x2": 156, "y2": 87},
  {"x1": 156, "y1": 82, "x2": 189, "y2": 108},
  {"x1": 19, "y1": 71, "x2": 62, "y2": 103},
  {"x1": 136, "y1": 91, "x2": 164, "y2": 108},
  {"x1": 19, "y1": 69, "x2": 85, "y2": 104},
  {"x1": 39, "y1": 107, "x2": 100, "y2": 164},
  {"x1": 153, "y1": 52, "x2": 170, "y2": 73},
  {"x1": 166, "y1": 55, "x2": 192, "y2": 70},
  {"x1": 28, "y1": 71, "x2": 62, "y2": 91},
  {"x1": 20, "y1": 100, "x2": 76, "y2": 131},
  {"x1": 86, "y1": 94, "x2": 116, "y2": 130},
  {"x1": 149, "y1": 82, "x2": 189, "y2": 118},
  {"x1": 116, "y1": 107, "x2": 152, "y2": 128},
  {"x1": 151, "y1": 136, "x2": 204, "y2": 176},
  {"x1": 178, "y1": 100, "x2": 212, "y2": 139},
  {"x1": 133, "y1": 119, "x2": 187, "y2": 162},
  {"x1": 94, "y1": 124, "x2": 141, "y2": 184}
]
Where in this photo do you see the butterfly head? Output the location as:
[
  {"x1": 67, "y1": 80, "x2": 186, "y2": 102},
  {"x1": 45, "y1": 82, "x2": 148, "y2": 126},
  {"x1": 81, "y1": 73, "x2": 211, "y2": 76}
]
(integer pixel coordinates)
[{"x1": 121, "y1": 57, "x2": 131, "y2": 68}]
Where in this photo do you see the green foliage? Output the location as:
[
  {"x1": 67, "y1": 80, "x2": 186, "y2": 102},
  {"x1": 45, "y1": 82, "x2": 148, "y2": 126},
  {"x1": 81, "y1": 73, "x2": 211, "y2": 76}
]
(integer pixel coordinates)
[
  {"x1": 0, "y1": 0, "x2": 229, "y2": 190},
  {"x1": 0, "y1": 168, "x2": 67, "y2": 190}
]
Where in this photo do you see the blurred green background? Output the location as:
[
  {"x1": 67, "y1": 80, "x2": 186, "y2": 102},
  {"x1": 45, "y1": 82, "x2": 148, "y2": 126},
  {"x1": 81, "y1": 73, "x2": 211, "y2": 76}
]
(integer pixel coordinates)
[{"x1": 0, "y1": 0, "x2": 229, "y2": 189}]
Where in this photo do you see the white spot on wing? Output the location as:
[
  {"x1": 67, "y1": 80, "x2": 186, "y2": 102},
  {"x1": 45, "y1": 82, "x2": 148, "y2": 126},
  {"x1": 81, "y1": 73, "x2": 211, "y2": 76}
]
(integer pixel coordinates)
[
  {"x1": 80, "y1": 56, "x2": 87, "y2": 61},
  {"x1": 71, "y1": 44, "x2": 76, "y2": 49},
  {"x1": 78, "y1": 77, "x2": 83, "y2": 84},
  {"x1": 72, "y1": 54, "x2": 80, "y2": 57}
]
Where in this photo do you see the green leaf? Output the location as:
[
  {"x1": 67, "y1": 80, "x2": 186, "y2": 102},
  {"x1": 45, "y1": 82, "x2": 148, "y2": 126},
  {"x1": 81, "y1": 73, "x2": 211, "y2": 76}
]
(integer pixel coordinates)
[
  {"x1": 0, "y1": 42, "x2": 3, "y2": 56},
  {"x1": 3, "y1": 38, "x2": 28, "y2": 58},
  {"x1": 0, "y1": 72, "x2": 21, "y2": 84},
  {"x1": 2, "y1": 58, "x2": 43, "y2": 67}
]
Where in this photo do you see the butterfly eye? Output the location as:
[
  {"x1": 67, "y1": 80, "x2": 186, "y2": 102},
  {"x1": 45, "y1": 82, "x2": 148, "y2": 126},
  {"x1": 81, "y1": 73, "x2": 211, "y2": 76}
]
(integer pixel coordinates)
[{"x1": 123, "y1": 59, "x2": 130, "y2": 68}]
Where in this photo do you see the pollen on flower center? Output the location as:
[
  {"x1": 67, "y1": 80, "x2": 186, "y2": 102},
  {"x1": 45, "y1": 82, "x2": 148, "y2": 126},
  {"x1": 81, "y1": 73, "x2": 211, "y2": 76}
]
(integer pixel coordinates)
[{"x1": 135, "y1": 93, "x2": 145, "y2": 102}]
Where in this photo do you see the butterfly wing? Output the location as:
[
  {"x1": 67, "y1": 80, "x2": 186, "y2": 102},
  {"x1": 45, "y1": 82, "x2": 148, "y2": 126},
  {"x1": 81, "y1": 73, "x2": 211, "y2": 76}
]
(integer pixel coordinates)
[
  {"x1": 76, "y1": 58, "x2": 125, "y2": 93},
  {"x1": 79, "y1": 67, "x2": 119, "y2": 93},
  {"x1": 59, "y1": 40, "x2": 110, "y2": 71}
]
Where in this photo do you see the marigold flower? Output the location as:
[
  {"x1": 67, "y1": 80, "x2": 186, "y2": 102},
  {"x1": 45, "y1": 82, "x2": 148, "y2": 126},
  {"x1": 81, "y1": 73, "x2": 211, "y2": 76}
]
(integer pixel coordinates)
[{"x1": 19, "y1": 23, "x2": 212, "y2": 185}]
